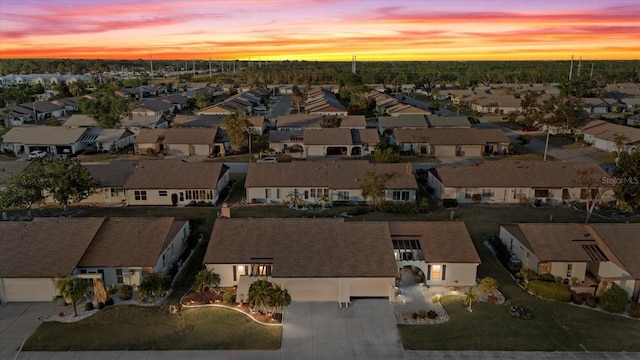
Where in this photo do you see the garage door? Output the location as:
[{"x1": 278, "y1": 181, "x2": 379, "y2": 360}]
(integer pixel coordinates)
[
  {"x1": 282, "y1": 279, "x2": 338, "y2": 302},
  {"x1": 1, "y1": 278, "x2": 57, "y2": 302},
  {"x1": 434, "y1": 145, "x2": 456, "y2": 157},
  {"x1": 350, "y1": 278, "x2": 392, "y2": 298}
]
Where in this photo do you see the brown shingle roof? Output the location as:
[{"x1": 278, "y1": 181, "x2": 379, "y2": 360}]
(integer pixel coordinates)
[
  {"x1": 0, "y1": 218, "x2": 105, "y2": 278},
  {"x1": 387, "y1": 222, "x2": 480, "y2": 263},
  {"x1": 275, "y1": 114, "x2": 324, "y2": 128},
  {"x1": 245, "y1": 160, "x2": 417, "y2": 190},
  {"x1": 204, "y1": 218, "x2": 398, "y2": 278},
  {"x1": 431, "y1": 161, "x2": 607, "y2": 188},
  {"x1": 590, "y1": 224, "x2": 640, "y2": 278},
  {"x1": 303, "y1": 128, "x2": 354, "y2": 145},
  {"x1": 123, "y1": 160, "x2": 228, "y2": 189},
  {"x1": 393, "y1": 128, "x2": 498, "y2": 145},
  {"x1": 502, "y1": 223, "x2": 600, "y2": 262},
  {"x1": 0, "y1": 161, "x2": 31, "y2": 187},
  {"x1": 580, "y1": 120, "x2": 640, "y2": 144},
  {"x1": 134, "y1": 128, "x2": 217, "y2": 145},
  {"x1": 84, "y1": 160, "x2": 137, "y2": 187},
  {"x1": 78, "y1": 218, "x2": 187, "y2": 268},
  {"x1": 352, "y1": 129, "x2": 380, "y2": 145}
]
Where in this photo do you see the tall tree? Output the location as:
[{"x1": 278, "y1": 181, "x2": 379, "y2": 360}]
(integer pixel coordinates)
[
  {"x1": 53, "y1": 276, "x2": 89, "y2": 317},
  {"x1": 541, "y1": 94, "x2": 586, "y2": 161},
  {"x1": 77, "y1": 81, "x2": 131, "y2": 128},
  {"x1": 0, "y1": 161, "x2": 46, "y2": 216},
  {"x1": 223, "y1": 110, "x2": 252, "y2": 150},
  {"x1": 268, "y1": 284, "x2": 291, "y2": 315},
  {"x1": 360, "y1": 171, "x2": 397, "y2": 209},
  {"x1": 42, "y1": 158, "x2": 98, "y2": 211},
  {"x1": 248, "y1": 279, "x2": 274, "y2": 314},
  {"x1": 321, "y1": 115, "x2": 341, "y2": 128},
  {"x1": 612, "y1": 133, "x2": 630, "y2": 156},
  {"x1": 613, "y1": 151, "x2": 640, "y2": 212}
]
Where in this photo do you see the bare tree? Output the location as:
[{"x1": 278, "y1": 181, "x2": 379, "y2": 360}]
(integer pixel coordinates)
[{"x1": 574, "y1": 167, "x2": 614, "y2": 223}]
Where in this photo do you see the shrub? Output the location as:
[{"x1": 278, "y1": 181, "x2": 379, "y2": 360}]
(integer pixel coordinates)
[
  {"x1": 411, "y1": 312, "x2": 418, "y2": 319},
  {"x1": 586, "y1": 295, "x2": 597, "y2": 308},
  {"x1": 442, "y1": 199, "x2": 458, "y2": 208},
  {"x1": 628, "y1": 303, "x2": 640, "y2": 318},
  {"x1": 599, "y1": 283, "x2": 628, "y2": 313},
  {"x1": 431, "y1": 295, "x2": 441, "y2": 304},
  {"x1": 571, "y1": 293, "x2": 583, "y2": 305},
  {"x1": 118, "y1": 285, "x2": 133, "y2": 300},
  {"x1": 222, "y1": 291, "x2": 236, "y2": 304},
  {"x1": 105, "y1": 298, "x2": 114, "y2": 306},
  {"x1": 471, "y1": 194, "x2": 482, "y2": 204},
  {"x1": 106, "y1": 284, "x2": 118, "y2": 295},
  {"x1": 516, "y1": 269, "x2": 539, "y2": 282},
  {"x1": 346, "y1": 206, "x2": 369, "y2": 216},
  {"x1": 379, "y1": 201, "x2": 418, "y2": 214},
  {"x1": 84, "y1": 302, "x2": 94, "y2": 311},
  {"x1": 427, "y1": 310, "x2": 437, "y2": 319},
  {"x1": 527, "y1": 280, "x2": 571, "y2": 302},
  {"x1": 480, "y1": 277, "x2": 498, "y2": 292},
  {"x1": 97, "y1": 302, "x2": 105, "y2": 310},
  {"x1": 538, "y1": 273, "x2": 556, "y2": 282},
  {"x1": 417, "y1": 309, "x2": 427, "y2": 319}
]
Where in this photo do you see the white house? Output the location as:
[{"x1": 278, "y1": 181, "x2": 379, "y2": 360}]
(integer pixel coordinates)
[
  {"x1": 1, "y1": 126, "x2": 89, "y2": 156},
  {"x1": 579, "y1": 120, "x2": 640, "y2": 153}
]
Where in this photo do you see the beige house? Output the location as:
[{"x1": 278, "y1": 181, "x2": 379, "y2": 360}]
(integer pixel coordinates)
[
  {"x1": 245, "y1": 160, "x2": 417, "y2": 205},
  {"x1": 0, "y1": 218, "x2": 106, "y2": 302},
  {"x1": 499, "y1": 223, "x2": 640, "y2": 299},
  {"x1": 134, "y1": 128, "x2": 221, "y2": 156},
  {"x1": 269, "y1": 128, "x2": 379, "y2": 158},
  {"x1": 579, "y1": 120, "x2": 640, "y2": 153},
  {"x1": 391, "y1": 128, "x2": 510, "y2": 157},
  {"x1": 75, "y1": 217, "x2": 190, "y2": 288},
  {"x1": 82, "y1": 160, "x2": 138, "y2": 205},
  {"x1": 123, "y1": 160, "x2": 230, "y2": 206},
  {"x1": 204, "y1": 218, "x2": 399, "y2": 305},
  {"x1": 390, "y1": 222, "x2": 480, "y2": 286},
  {"x1": 428, "y1": 161, "x2": 613, "y2": 205}
]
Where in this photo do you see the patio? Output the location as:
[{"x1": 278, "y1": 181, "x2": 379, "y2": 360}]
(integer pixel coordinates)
[{"x1": 393, "y1": 267, "x2": 456, "y2": 324}]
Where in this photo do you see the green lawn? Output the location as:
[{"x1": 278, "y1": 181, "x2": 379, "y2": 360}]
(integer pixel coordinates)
[
  {"x1": 398, "y1": 205, "x2": 640, "y2": 351},
  {"x1": 533, "y1": 134, "x2": 580, "y2": 148},
  {"x1": 24, "y1": 306, "x2": 281, "y2": 351}
]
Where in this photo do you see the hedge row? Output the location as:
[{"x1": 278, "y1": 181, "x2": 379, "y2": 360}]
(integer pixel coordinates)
[{"x1": 527, "y1": 280, "x2": 571, "y2": 302}]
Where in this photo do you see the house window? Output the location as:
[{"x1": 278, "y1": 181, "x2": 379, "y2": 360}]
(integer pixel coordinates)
[
  {"x1": 392, "y1": 191, "x2": 410, "y2": 201},
  {"x1": 159, "y1": 190, "x2": 167, "y2": 197},
  {"x1": 116, "y1": 269, "x2": 124, "y2": 284},
  {"x1": 513, "y1": 189, "x2": 525, "y2": 200},
  {"x1": 310, "y1": 189, "x2": 316, "y2": 198},
  {"x1": 337, "y1": 191, "x2": 350, "y2": 200},
  {"x1": 251, "y1": 264, "x2": 272, "y2": 276},
  {"x1": 392, "y1": 239, "x2": 424, "y2": 261},
  {"x1": 134, "y1": 190, "x2": 147, "y2": 201},
  {"x1": 562, "y1": 189, "x2": 570, "y2": 199},
  {"x1": 465, "y1": 189, "x2": 472, "y2": 199},
  {"x1": 566, "y1": 264, "x2": 573, "y2": 278},
  {"x1": 534, "y1": 189, "x2": 549, "y2": 198},
  {"x1": 110, "y1": 188, "x2": 123, "y2": 197},
  {"x1": 482, "y1": 189, "x2": 494, "y2": 197},
  {"x1": 265, "y1": 189, "x2": 271, "y2": 199},
  {"x1": 431, "y1": 265, "x2": 442, "y2": 280},
  {"x1": 303, "y1": 190, "x2": 309, "y2": 199}
]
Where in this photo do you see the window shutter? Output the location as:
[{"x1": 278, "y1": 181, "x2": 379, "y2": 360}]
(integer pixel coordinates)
[
  {"x1": 442, "y1": 265, "x2": 446, "y2": 281},
  {"x1": 426, "y1": 265, "x2": 431, "y2": 280},
  {"x1": 233, "y1": 266, "x2": 237, "y2": 281}
]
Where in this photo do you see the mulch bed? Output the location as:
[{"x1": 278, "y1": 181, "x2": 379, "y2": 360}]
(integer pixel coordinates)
[{"x1": 181, "y1": 288, "x2": 282, "y2": 325}]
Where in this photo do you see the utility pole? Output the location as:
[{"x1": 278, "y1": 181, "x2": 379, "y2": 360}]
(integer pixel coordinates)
[
  {"x1": 352, "y1": 55, "x2": 356, "y2": 74},
  {"x1": 577, "y1": 56, "x2": 582, "y2": 77},
  {"x1": 590, "y1": 63, "x2": 594, "y2": 79},
  {"x1": 209, "y1": 57, "x2": 212, "y2": 81},
  {"x1": 568, "y1": 55, "x2": 574, "y2": 80}
]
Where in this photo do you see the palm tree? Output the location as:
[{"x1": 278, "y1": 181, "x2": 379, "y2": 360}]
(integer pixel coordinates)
[
  {"x1": 613, "y1": 133, "x2": 630, "y2": 157},
  {"x1": 463, "y1": 287, "x2": 478, "y2": 312},
  {"x1": 53, "y1": 276, "x2": 89, "y2": 317},
  {"x1": 194, "y1": 268, "x2": 221, "y2": 293},
  {"x1": 248, "y1": 279, "x2": 274, "y2": 314},
  {"x1": 269, "y1": 284, "x2": 292, "y2": 315}
]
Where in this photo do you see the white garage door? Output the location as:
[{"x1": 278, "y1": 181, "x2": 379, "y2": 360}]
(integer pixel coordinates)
[
  {"x1": 283, "y1": 279, "x2": 338, "y2": 302},
  {"x1": 350, "y1": 278, "x2": 392, "y2": 298},
  {"x1": 1, "y1": 278, "x2": 57, "y2": 302}
]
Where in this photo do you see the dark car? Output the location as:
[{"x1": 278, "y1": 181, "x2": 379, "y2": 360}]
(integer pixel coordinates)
[{"x1": 520, "y1": 125, "x2": 539, "y2": 132}]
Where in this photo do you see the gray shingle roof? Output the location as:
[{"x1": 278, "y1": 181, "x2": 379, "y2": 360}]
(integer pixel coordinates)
[
  {"x1": 84, "y1": 160, "x2": 137, "y2": 187},
  {"x1": 2, "y1": 126, "x2": 87, "y2": 145},
  {"x1": 123, "y1": 159, "x2": 228, "y2": 189}
]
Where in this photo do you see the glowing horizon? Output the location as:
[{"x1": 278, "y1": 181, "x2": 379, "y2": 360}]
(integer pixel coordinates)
[{"x1": 1, "y1": 0, "x2": 639, "y2": 61}]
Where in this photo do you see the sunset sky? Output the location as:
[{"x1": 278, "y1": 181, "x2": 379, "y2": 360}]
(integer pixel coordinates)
[{"x1": 1, "y1": 0, "x2": 639, "y2": 61}]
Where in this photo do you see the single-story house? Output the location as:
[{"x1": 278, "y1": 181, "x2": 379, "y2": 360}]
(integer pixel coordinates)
[
  {"x1": 471, "y1": 95, "x2": 522, "y2": 114},
  {"x1": 132, "y1": 99, "x2": 176, "y2": 116},
  {"x1": 161, "y1": 94, "x2": 189, "y2": 111},
  {"x1": 582, "y1": 98, "x2": 610, "y2": 114},
  {"x1": 377, "y1": 115, "x2": 429, "y2": 135},
  {"x1": 272, "y1": 114, "x2": 324, "y2": 131},
  {"x1": 86, "y1": 128, "x2": 135, "y2": 152},
  {"x1": 172, "y1": 114, "x2": 226, "y2": 129},
  {"x1": 299, "y1": 128, "x2": 379, "y2": 158},
  {"x1": 0, "y1": 217, "x2": 106, "y2": 302},
  {"x1": 75, "y1": 217, "x2": 190, "y2": 288},
  {"x1": 82, "y1": 160, "x2": 138, "y2": 205},
  {"x1": 120, "y1": 114, "x2": 169, "y2": 134},
  {"x1": 391, "y1": 128, "x2": 510, "y2": 157},
  {"x1": 426, "y1": 114, "x2": 472, "y2": 128},
  {"x1": 428, "y1": 161, "x2": 614, "y2": 205},
  {"x1": 63, "y1": 114, "x2": 99, "y2": 128},
  {"x1": 245, "y1": 160, "x2": 417, "y2": 205},
  {"x1": 499, "y1": 223, "x2": 640, "y2": 299},
  {"x1": 204, "y1": 218, "x2": 399, "y2": 304},
  {"x1": 1, "y1": 126, "x2": 89, "y2": 156},
  {"x1": 390, "y1": 221, "x2": 480, "y2": 287},
  {"x1": 123, "y1": 159, "x2": 230, "y2": 206},
  {"x1": 52, "y1": 96, "x2": 83, "y2": 112},
  {"x1": 134, "y1": 128, "x2": 221, "y2": 156},
  {"x1": 579, "y1": 120, "x2": 640, "y2": 153}
]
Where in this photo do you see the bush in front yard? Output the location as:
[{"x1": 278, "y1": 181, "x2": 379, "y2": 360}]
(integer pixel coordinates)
[
  {"x1": 222, "y1": 291, "x2": 236, "y2": 304},
  {"x1": 379, "y1": 201, "x2": 419, "y2": 214},
  {"x1": 442, "y1": 199, "x2": 458, "y2": 208},
  {"x1": 118, "y1": 285, "x2": 133, "y2": 300},
  {"x1": 628, "y1": 303, "x2": 640, "y2": 318},
  {"x1": 527, "y1": 280, "x2": 571, "y2": 302},
  {"x1": 84, "y1": 302, "x2": 94, "y2": 311},
  {"x1": 599, "y1": 283, "x2": 628, "y2": 313}
]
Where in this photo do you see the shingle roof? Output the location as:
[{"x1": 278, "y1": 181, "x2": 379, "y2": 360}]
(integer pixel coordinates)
[
  {"x1": 378, "y1": 115, "x2": 429, "y2": 129},
  {"x1": 1, "y1": 126, "x2": 87, "y2": 145},
  {"x1": 352, "y1": 129, "x2": 380, "y2": 145},
  {"x1": 387, "y1": 221, "x2": 481, "y2": 263},
  {"x1": 339, "y1": 115, "x2": 367, "y2": 129},
  {"x1": 245, "y1": 160, "x2": 417, "y2": 190},
  {"x1": 392, "y1": 128, "x2": 490, "y2": 145},
  {"x1": 275, "y1": 114, "x2": 324, "y2": 128},
  {"x1": 204, "y1": 218, "x2": 398, "y2": 278},
  {"x1": 120, "y1": 114, "x2": 167, "y2": 129},
  {"x1": 134, "y1": 128, "x2": 217, "y2": 145},
  {"x1": 590, "y1": 224, "x2": 640, "y2": 278},
  {"x1": 431, "y1": 161, "x2": 607, "y2": 188},
  {"x1": 0, "y1": 161, "x2": 31, "y2": 187},
  {"x1": 95, "y1": 129, "x2": 135, "y2": 143},
  {"x1": 268, "y1": 130, "x2": 302, "y2": 143},
  {"x1": 77, "y1": 218, "x2": 187, "y2": 268},
  {"x1": 501, "y1": 223, "x2": 601, "y2": 262},
  {"x1": 173, "y1": 115, "x2": 226, "y2": 128},
  {"x1": 303, "y1": 128, "x2": 354, "y2": 145},
  {"x1": 426, "y1": 114, "x2": 471, "y2": 127},
  {"x1": 63, "y1": 114, "x2": 99, "y2": 127},
  {"x1": 0, "y1": 218, "x2": 105, "y2": 278},
  {"x1": 123, "y1": 159, "x2": 228, "y2": 189},
  {"x1": 84, "y1": 160, "x2": 137, "y2": 187},
  {"x1": 580, "y1": 120, "x2": 640, "y2": 144}
]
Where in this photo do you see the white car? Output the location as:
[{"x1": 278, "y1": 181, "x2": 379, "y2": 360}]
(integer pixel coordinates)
[
  {"x1": 256, "y1": 157, "x2": 277, "y2": 163},
  {"x1": 28, "y1": 150, "x2": 47, "y2": 159},
  {"x1": 255, "y1": 105, "x2": 267, "y2": 111}
]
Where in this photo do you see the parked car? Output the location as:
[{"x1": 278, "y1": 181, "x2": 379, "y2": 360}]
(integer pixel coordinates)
[
  {"x1": 256, "y1": 156, "x2": 277, "y2": 163},
  {"x1": 28, "y1": 150, "x2": 47, "y2": 159},
  {"x1": 255, "y1": 105, "x2": 267, "y2": 111},
  {"x1": 520, "y1": 125, "x2": 539, "y2": 132}
]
